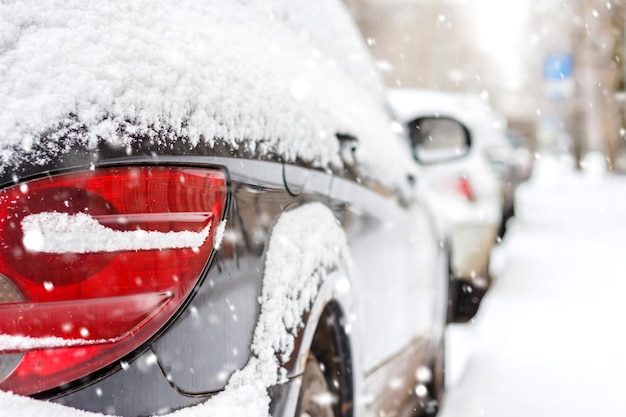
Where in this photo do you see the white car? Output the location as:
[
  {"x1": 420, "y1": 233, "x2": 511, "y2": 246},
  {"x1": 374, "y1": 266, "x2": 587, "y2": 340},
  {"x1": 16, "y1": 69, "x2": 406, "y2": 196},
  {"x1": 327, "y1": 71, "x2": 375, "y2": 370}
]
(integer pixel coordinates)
[{"x1": 389, "y1": 89, "x2": 503, "y2": 293}]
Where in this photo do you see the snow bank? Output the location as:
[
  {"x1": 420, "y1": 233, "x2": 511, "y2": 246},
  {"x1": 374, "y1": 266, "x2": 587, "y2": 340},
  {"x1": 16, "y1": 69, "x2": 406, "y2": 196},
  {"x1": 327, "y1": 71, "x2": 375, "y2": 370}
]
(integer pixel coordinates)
[
  {"x1": 443, "y1": 155, "x2": 626, "y2": 417},
  {"x1": 2, "y1": 202, "x2": 350, "y2": 417},
  {"x1": 0, "y1": 0, "x2": 415, "y2": 193},
  {"x1": 512, "y1": 154, "x2": 626, "y2": 235}
]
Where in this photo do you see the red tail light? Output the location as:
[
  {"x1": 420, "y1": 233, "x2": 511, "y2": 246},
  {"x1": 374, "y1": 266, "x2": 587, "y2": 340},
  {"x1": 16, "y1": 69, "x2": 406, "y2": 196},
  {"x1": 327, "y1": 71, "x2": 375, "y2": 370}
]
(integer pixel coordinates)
[
  {"x1": 454, "y1": 176, "x2": 475, "y2": 202},
  {"x1": 0, "y1": 166, "x2": 227, "y2": 395}
]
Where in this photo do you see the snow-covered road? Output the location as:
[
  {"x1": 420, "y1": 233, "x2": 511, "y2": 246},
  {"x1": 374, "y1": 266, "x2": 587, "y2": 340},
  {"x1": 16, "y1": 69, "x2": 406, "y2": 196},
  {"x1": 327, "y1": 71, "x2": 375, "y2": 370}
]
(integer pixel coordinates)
[{"x1": 439, "y1": 155, "x2": 626, "y2": 416}]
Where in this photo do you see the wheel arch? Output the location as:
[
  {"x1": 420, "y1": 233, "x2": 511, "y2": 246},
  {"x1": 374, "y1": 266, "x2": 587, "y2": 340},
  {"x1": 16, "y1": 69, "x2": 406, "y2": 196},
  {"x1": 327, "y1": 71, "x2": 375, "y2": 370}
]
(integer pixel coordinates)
[
  {"x1": 255, "y1": 201, "x2": 357, "y2": 416},
  {"x1": 268, "y1": 267, "x2": 357, "y2": 417},
  {"x1": 310, "y1": 299, "x2": 354, "y2": 417},
  {"x1": 288, "y1": 275, "x2": 355, "y2": 417}
]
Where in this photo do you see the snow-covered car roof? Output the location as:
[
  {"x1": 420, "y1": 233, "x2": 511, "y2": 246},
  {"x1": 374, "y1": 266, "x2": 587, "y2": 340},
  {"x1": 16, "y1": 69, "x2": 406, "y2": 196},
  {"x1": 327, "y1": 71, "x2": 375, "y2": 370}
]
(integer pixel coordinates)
[
  {"x1": 0, "y1": 0, "x2": 415, "y2": 193},
  {"x1": 388, "y1": 88, "x2": 508, "y2": 150}
]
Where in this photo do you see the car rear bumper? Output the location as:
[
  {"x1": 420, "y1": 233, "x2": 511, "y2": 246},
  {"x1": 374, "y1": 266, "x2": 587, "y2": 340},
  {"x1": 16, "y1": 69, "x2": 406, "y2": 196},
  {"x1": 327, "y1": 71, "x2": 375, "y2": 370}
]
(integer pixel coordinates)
[
  {"x1": 450, "y1": 222, "x2": 498, "y2": 280},
  {"x1": 426, "y1": 194, "x2": 500, "y2": 280}
]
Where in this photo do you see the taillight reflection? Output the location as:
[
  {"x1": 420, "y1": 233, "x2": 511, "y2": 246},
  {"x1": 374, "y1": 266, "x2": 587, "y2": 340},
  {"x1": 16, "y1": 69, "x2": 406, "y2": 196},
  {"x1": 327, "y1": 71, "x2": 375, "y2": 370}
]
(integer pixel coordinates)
[{"x1": 0, "y1": 166, "x2": 227, "y2": 395}]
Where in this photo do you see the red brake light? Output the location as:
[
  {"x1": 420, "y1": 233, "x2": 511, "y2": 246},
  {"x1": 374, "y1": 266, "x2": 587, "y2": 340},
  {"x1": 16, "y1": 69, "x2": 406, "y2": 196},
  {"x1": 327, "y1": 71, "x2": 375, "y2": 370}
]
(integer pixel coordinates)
[
  {"x1": 0, "y1": 166, "x2": 227, "y2": 395},
  {"x1": 454, "y1": 176, "x2": 475, "y2": 202}
]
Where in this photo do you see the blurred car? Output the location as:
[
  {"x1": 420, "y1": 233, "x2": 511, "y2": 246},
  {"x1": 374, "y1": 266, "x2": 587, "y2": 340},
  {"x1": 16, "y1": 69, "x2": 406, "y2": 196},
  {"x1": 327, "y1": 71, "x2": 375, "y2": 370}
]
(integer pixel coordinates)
[
  {"x1": 0, "y1": 1, "x2": 486, "y2": 417},
  {"x1": 505, "y1": 129, "x2": 535, "y2": 182},
  {"x1": 388, "y1": 89, "x2": 503, "y2": 287},
  {"x1": 480, "y1": 118, "x2": 534, "y2": 236}
]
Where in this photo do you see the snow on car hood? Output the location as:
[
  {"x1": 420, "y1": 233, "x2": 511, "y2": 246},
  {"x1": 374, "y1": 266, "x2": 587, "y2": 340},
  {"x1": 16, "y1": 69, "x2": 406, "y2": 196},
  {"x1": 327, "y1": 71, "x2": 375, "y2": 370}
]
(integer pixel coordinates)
[
  {"x1": 0, "y1": 0, "x2": 415, "y2": 193},
  {"x1": 388, "y1": 88, "x2": 508, "y2": 151}
]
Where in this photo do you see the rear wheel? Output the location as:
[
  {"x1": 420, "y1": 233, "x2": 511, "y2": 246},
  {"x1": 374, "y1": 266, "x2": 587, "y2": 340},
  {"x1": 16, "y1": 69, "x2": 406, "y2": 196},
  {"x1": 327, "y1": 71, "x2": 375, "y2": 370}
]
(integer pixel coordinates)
[
  {"x1": 423, "y1": 338, "x2": 445, "y2": 416},
  {"x1": 296, "y1": 355, "x2": 335, "y2": 417},
  {"x1": 420, "y1": 242, "x2": 451, "y2": 416}
]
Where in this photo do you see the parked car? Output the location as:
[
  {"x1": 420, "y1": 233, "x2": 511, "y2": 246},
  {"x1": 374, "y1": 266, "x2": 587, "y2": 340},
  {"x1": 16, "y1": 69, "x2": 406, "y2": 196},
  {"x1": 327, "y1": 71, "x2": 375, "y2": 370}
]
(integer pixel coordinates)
[
  {"x1": 479, "y1": 116, "x2": 534, "y2": 236},
  {"x1": 504, "y1": 129, "x2": 535, "y2": 183},
  {"x1": 388, "y1": 89, "x2": 502, "y2": 289},
  {"x1": 0, "y1": 1, "x2": 485, "y2": 417}
]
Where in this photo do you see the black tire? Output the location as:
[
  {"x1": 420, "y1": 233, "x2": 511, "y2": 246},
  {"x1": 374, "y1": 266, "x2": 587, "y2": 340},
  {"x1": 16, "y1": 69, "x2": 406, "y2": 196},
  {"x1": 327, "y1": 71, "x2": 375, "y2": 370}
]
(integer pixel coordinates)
[
  {"x1": 420, "y1": 241, "x2": 450, "y2": 416},
  {"x1": 296, "y1": 355, "x2": 335, "y2": 417},
  {"x1": 424, "y1": 338, "x2": 445, "y2": 416}
]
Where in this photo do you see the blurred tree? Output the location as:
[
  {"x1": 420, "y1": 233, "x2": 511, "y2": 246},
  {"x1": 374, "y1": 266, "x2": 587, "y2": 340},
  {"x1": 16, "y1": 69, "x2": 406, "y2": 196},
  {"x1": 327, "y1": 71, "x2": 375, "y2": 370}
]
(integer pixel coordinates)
[{"x1": 344, "y1": 0, "x2": 626, "y2": 170}]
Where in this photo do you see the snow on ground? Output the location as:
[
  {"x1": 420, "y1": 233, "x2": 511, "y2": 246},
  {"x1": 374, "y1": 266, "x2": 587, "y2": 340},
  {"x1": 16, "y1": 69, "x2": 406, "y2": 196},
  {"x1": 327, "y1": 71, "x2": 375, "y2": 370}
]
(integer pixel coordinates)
[{"x1": 440, "y1": 154, "x2": 626, "y2": 416}]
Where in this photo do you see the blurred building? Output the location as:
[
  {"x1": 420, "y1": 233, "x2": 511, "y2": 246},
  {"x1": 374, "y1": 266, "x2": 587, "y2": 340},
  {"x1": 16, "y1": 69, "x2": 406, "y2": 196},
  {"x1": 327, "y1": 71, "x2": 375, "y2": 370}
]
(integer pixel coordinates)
[
  {"x1": 531, "y1": 0, "x2": 624, "y2": 169},
  {"x1": 343, "y1": 0, "x2": 538, "y2": 143},
  {"x1": 344, "y1": 0, "x2": 626, "y2": 170}
]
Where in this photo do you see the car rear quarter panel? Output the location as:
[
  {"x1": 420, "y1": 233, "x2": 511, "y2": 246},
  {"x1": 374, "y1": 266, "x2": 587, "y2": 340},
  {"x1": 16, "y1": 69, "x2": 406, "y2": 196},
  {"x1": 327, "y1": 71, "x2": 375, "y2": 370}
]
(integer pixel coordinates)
[
  {"x1": 150, "y1": 157, "x2": 439, "y2": 393},
  {"x1": 5, "y1": 150, "x2": 440, "y2": 417}
]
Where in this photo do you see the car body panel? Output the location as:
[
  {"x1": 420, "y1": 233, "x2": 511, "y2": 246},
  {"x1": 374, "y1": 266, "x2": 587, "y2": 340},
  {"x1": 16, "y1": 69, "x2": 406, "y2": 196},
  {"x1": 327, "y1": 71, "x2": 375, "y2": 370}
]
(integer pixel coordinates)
[{"x1": 6, "y1": 148, "x2": 441, "y2": 417}]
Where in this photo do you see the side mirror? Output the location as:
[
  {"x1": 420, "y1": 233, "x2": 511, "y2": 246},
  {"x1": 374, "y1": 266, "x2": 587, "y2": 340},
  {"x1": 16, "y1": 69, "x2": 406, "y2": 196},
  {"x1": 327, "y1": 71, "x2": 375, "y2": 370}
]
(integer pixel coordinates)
[{"x1": 408, "y1": 116, "x2": 471, "y2": 164}]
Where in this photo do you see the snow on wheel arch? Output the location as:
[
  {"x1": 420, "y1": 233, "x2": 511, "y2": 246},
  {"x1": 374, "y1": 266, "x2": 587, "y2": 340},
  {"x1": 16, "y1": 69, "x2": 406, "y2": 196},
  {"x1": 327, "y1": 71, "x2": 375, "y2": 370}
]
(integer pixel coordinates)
[
  {"x1": 172, "y1": 201, "x2": 352, "y2": 417},
  {"x1": 0, "y1": 202, "x2": 352, "y2": 417},
  {"x1": 257, "y1": 201, "x2": 352, "y2": 369}
]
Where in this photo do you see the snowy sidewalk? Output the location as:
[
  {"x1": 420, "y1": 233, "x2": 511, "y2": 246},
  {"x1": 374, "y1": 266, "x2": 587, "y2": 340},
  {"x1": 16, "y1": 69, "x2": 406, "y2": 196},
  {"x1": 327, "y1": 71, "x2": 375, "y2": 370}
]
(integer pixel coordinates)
[{"x1": 439, "y1": 156, "x2": 626, "y2": 416}]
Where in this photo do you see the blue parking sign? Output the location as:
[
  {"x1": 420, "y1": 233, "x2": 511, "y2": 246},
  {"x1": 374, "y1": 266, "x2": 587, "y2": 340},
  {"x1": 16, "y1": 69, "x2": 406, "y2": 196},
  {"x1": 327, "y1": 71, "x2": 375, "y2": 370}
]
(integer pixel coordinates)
[{"x1": 543, "y1": 53, "x2": 573, "y2": 80}]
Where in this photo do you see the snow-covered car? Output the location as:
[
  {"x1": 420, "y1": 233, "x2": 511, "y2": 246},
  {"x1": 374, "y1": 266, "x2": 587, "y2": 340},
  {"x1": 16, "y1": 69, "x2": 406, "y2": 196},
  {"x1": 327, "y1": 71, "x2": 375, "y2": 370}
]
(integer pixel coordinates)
[
  {"x1": 504, "y1": 129, "x2": 534, "y2": 183},
  {"x1": 480, "y1": 114, "x2": 533, "y2": 236},
  {"x1": 0, "y1": 1, "x2": 484, "y2": 417},
  {"x1": 388, "y1": 89, "x2": 502, "y2": 291},
  {"x1": 456, "y1": 107, "x2": 534, "y2": 237}
]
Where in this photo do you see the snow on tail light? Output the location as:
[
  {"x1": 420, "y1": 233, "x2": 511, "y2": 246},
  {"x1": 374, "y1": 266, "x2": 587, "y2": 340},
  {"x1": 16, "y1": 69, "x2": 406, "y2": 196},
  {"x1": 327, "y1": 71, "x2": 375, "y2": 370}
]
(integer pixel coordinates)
[{"x1": 0, "y1": 166, "x2": 227, "y2": 395}]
